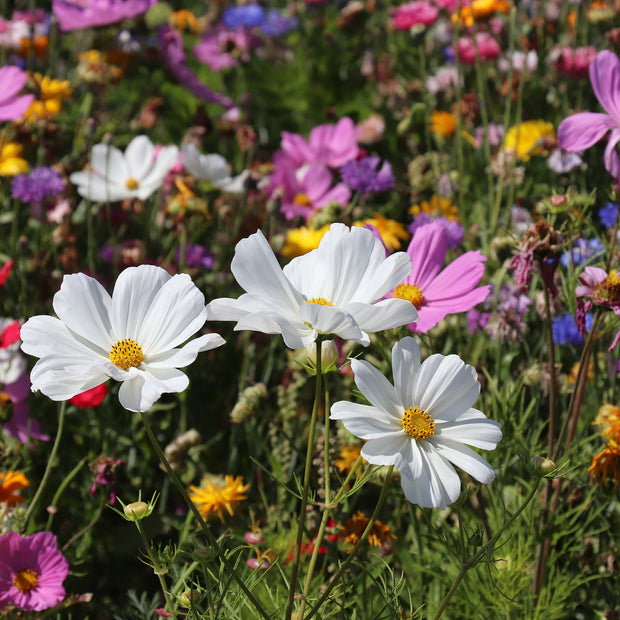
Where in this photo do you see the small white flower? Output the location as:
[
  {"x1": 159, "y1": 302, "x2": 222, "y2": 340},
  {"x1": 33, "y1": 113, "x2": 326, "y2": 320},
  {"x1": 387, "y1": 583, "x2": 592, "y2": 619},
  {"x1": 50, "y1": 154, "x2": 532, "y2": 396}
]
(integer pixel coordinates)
[
  {"x1": 70, "y1": 135, "x2": 178, "y2": 202},
  {"x1": 181, "y1": 144, "x2": 248, "y2": 193},
  {"x1": 207, "y1": 223, "x2": 418, "y2": 349},
  {"x1": 330, "y1": 337, "x2": 502, "y2": 509},
  {"x1": 20, "y1": 265, "x2": 225, "y2": 412}
]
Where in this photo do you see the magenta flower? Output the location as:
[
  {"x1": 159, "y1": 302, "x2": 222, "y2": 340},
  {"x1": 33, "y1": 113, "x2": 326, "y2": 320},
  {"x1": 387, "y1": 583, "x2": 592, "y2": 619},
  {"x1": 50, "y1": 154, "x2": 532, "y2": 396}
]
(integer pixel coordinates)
[
  {"x1": 0, "y1": 531, "x2": 69, "y2": 611},
  {"x1": 388, "y1": 222, "x2": 491, "y2": 333},
  {"x1": 2, "y1": 372, "x2": 49, "y2": 446},
  {"x1": 279, "y1": 117, "x2": 359, "y2": 169},
  {"x1": 269, "y1": 162, "x2": 351, "y2": 221},
  {"x1": 52, "y1": 0, "x2": 156, "y2": 31},
  {"x1": 391, "y1": 1, "x2": 439, "y2": 30},
  {"x1": 193, "y1": 28, "x2": 255, "y2": 72},
  {"x1": 0, "y1": 66, "x2": 34, "y2": 122},
  {"x1": 549, "y1": 45, "x2": 597, "y2": 80},
  {"x1": 557, "y1": 50, "x2": 620, "y2": 180},
  {"x1": 454, "y1": 33, "x2": 501, "y2": 66}
]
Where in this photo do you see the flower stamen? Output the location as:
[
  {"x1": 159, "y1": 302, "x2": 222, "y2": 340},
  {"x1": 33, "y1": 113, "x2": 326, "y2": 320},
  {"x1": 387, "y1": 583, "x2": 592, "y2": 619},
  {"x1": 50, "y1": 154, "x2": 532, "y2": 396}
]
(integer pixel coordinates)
[
  {"x1": 125, "y1": 177, "x2": 139, "y2": 190},
  {"x1": 13, "y1": 568, "x2": 38, "y2": 593},
  {"x1": 402, "y1": 406, "x2": 435, "y2": 439},
  {"x1": 393, "y1": 283, "x2": 424, "y2": 309},
  {"x1": 305, "y1": 297, "x2": 333, "y2": 306},
  {"x1": 109, "y1": 338, "x2": 144, "y2": 369},
  {"x1": 598, "y1": 269, "x2": 620, "y2": 303}
]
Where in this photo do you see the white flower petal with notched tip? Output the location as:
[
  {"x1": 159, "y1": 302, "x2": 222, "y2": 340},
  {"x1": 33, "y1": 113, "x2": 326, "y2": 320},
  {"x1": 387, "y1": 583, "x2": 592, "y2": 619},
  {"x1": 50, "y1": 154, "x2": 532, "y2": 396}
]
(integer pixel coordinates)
[
  {"x1": 20, "y1": 265, "x2": 224, "y2": 412},
  {"x1": 181, "y1": 144, "x2": 248, "y2": 193},
  {"x1": 207, "y1": 223, "x2": 418, "y2": 349},
  {"x1": 330, "y1": 336, "x2": 502, "y2": 509}
]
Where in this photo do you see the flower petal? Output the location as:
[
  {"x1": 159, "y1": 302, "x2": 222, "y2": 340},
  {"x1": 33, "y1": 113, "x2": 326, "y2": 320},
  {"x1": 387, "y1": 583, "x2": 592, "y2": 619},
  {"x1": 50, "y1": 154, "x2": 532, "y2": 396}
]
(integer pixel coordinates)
[
  {"x1": 405, "y1": 222, "x2": 448, "y2": 289},
  {"x1": 590, "y1": 50, "x2": 620, "y2": 122},
  {"x1": 298, "y1": 303, "x2": 364, "y2": 343},
  {"x1": 118, "y1": 367, "x2": 189, "y2": 412},
  {"x1": 146, "y1": 333, "x2": 225, "y2": 368},
  {"x1": 350, "y1": 358, "x2": 403, "y2": 417},
  {"x1": 346, "y1": 298, "x2": 418, "y2": 333},
  {"x1": 438, "y1": 410, "x2": 502, "y2": 450},
  {"x1": 124, "y1": 135, "x2": 155, "y2": 181},
  {"x1": 330, "y1": 401, "x2": 402, "y2": 436},
  {"x1": 430, "y1": 438, "x2": 496, "y2": 484},
  {"x1": 90, "y1": 143, "x2": 127, "y2": 180},
  {"x1": 557, "y1": 112, "x2": 615, "y2": 152},
  {"x1": 361, "y1": 434, "x2": 418, "y2": 474},
  {"x1": 391, "y1": 336, "x2": 422, "y2": 409}
]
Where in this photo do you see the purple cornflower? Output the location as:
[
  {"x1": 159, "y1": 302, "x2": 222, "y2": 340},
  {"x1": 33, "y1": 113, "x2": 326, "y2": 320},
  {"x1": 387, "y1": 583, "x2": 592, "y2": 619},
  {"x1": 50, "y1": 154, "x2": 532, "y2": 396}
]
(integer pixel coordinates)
[
  {"x1": 560, "y1": 237, "x2": 605, "y2": 268},
  {"x1": 408, "y1": 213, "x2": 464, "y2": 249},
  {"x1": 552, "y1": 312, "x2": 593, "y2": 346},
  {"x1": 222, "y1": 4, "x2": 265, "y2": 29},
  {"x1": 11, "y1": 167, "x2": 64, "y2": 203},
  {"x1": 176, "y1": 243, "x2": 214, "y2": 269},
  {"x1": 340, "y1": 155, "x2": 394, "y2": 194},
  {"x1": 259, "y1": 9, "x2": 299, "y2": 36},
  {"x1": 599, "y1": 202, "x2": 619, "y2": 228}
]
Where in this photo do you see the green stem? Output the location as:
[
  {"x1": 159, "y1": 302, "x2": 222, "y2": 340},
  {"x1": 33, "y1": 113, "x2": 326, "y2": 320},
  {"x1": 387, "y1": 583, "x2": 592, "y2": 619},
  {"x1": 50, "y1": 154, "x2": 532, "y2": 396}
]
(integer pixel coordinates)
[
  {"x1": 285, "y1": 341, "x2": 323, "y2": 620},
  {"x1": 23, "y1": 401, "x2": 67, "y2": 532},
  {"x1": 139, "y1": 411, "x2": 270, "y2": 620},
  {"x1": 45, "y1": 457, "x2": 88, "y2": 531}
]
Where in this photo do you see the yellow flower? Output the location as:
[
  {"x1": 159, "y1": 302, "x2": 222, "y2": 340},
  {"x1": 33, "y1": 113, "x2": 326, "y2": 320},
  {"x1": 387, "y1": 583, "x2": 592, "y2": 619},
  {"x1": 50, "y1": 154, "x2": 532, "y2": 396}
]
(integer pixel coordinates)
[
  {"x1": 334, "y1": 444, "x2": 364, "y2": 474},
  {"x1": 409, "y1": 195, "x2": 460, "y2": 222},
  {"x1": 341, "y1": 511, "x2": 395, "y2": 549},
  {"x1": 429, "y1": 111, "x2": 457, "y2": 138},
  {"x1": 0, "y1": 142, "x2": 29, "y2": 176},
  {"x1": 594, "y1": 404, "x2": 620, "y2": 444},
  {"x1": 24, "y1": 73, "x2": 72, "y2": 123},
  {"x1": 76, "y1": 50, "x2": 126, "y2": 85},
  {"x1": 0, "y1": 471, "x2": 29, "y2": 506},
  {"x1": 452, "y1": 0, "x2": 511, "y2": 26},
  {"x1": 588, "y1": 441, "x2": 620, "y2": 487},
  {"x1": 188, "y1": 475, "x2": 249, "y2": 522},
  {"x1": 169, "y1": 9, "x2": 200, "y2": 32},
  {"x1": 504, "y1": 120, "x2": 555, "y2": 160},
  {"x1": 281, "y1": 225, "x2": 330, "y2": 258},
  {"x1": 353, "y1": 214, "x2": 409, "y2": 252}
]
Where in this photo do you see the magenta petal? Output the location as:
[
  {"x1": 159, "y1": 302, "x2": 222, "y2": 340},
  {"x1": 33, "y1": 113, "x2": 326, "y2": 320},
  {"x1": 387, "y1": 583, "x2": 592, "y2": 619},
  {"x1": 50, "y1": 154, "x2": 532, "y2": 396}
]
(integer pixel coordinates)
[
  {"x1": 315, "y1": 182, "x2": 351, "y2": 207},
  {"x1": 590, "y1": 50, "x2": 620, "y2": 122},
  {"x1": 0, "y1": 66, "x2": 27, "y2": 101},
  {"x1": 303, "y1": 164, "x2": 334, "y2": 199},
  {"x1": 281, "y1": 132, "x2": 314, "y2": 167},
  {"x1": 0, "y1": 94, "x2": 34, "y2": 122},
  {"x1": 405, "y1": 222, "x2": 448, "y2": 288},
  {"x1": 604, "y1": 128, "x2": 620, "y2": 180},
  {"x1": 409, "y1": 306, "x2": 450, "y2": 333},
  {"x1": 557, "y1": 112, "x2": 615, "y2": 152},
  {"x1": 423, "y1": 252, "x2": 487, "y2": 301}
]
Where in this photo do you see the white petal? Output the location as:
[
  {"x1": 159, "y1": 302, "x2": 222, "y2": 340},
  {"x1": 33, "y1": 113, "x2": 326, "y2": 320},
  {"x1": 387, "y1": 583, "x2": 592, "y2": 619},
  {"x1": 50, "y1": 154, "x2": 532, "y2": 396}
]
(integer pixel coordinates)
[
  {"x1": 234, "y1": 312, "x2": 313, "y2": 349},
  {"x1": 70, "y1": 172, "x2": 129, "y2": 202},
  {"x1": 330, "y1": 401, "x2": 402, "y2": 437},
  {"x1": 391, "y1": 336, "x2": 421, "y2": 409},
  {"x1": 118, "y1": 367, "x2": 189, "y2": 412},
  {"x1": 362, "y1": 434, "x2": 422, "y2": 478},
  {"x1": 346, "y1": 299, "x2": 418, "y2": 333},
  {"x1": 90, "y1": 143, "x2": 127, "y2": 180},
  {"x1": 298, "y1": 304, "x2": 364, "y2": 342},
  {"x1": 438, "y1": 412, "x2": 502, "y2": 450},
  {"x1": 124, "y1": 135, "x2": 155, "y2": 181},
  {"x1": 350, "y1": 358, "x2": 403, "y2": 418},
  {"x1": 138, "y1": 145, "x2": 179, "y2": 194},
  {"x1": 218, "y1": 170, "x2": 249, "y2": 193},
  {"x1": 431, "y1": 438, "x2": 496, "y2": 484},
  {"x1": 146, "y1": 333, "x2": 225, "y2": 368},
  {"x1": 52, "y1": 273, "x2": 113, "y2": 353},
  {"x1": 29, "y1": 356, "x2": 107, "y2": 400}
]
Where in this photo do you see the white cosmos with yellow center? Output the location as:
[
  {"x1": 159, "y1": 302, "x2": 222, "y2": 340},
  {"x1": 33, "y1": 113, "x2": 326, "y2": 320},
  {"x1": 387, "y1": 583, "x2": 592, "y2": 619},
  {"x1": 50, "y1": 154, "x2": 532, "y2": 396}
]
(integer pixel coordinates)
[
  {"x1": 330, "y1": 337, "x2": 502, "y2": 510},
  {"x1": 207, "y1": 223, "x2": 419, "y2": 349},
  {"x1": 20, "y1": 265, "x2": 225, "y2": 412}
]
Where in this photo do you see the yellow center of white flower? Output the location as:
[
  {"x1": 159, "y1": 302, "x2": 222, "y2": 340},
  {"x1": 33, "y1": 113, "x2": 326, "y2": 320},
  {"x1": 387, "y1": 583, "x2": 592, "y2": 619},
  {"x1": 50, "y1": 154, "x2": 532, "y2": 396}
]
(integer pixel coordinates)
[
  {"x1": 393, "y1": 283, "x2": 424, "y2": 309},
  {"x1": 13, "y1": 568, "x2": 38, "y2": 593},
  {"x1": 305, "y1": 297, "x2": 333, "y2": 306},
  {"x1": 126, "y1": 177, "x2": 139, "y2": 190},
  {"x1": 109, "y1": 338, "x2": 144, "y2": 369},
  {"x1": 401, "y1": 406, "x2": 435, "y2": 440}
]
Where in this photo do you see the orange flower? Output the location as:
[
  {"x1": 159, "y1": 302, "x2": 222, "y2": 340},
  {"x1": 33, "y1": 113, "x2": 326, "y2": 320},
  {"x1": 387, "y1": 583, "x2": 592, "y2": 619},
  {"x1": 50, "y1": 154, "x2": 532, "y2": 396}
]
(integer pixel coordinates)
[
  {"x1": 333, "y1": 444, "x2": 363, "y2": 474},
  {"x1": 0, "y1": 471, "x2": 29, "y2": 506},
  {"x1": 588, "y1": 441, "x2": 620, "y2": 487},
  {"x1": 169, "y1": 10, "x2": 200, "y2": 33},
  {"x1": 429, "y1": 111, "x2": 457, "y2": 138},
  {"x1": 593, "y1": 404, "x2": 620, "y2": 444},
  {"x1": 409, "y1": 195, "x2": 460, "y2": 222},
  {"x1": 188, "y1": 475, "x2": 249, "y2": 522},
  {"x1": 341, "y1": 511, "x2": 395, "y2": 549}
]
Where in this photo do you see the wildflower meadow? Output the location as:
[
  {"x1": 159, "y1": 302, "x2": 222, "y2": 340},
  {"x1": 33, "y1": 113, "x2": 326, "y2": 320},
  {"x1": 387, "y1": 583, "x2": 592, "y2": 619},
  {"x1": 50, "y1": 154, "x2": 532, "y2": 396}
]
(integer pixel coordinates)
[{"x1": 1, "y1": 0, "x2": 620, "y2": 618}]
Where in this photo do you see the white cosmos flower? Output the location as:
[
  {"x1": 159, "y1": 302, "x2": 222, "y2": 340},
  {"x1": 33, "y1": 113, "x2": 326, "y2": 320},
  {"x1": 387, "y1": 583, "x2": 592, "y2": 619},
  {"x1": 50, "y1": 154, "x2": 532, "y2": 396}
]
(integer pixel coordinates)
[
  {"x1": 181, "y1": 144, "x2": 248, "y2": 193},
  {"x1": 70, "y1": 135, "x2": 179, "y2": 202},
  {"x1": 20, "y1": 265, "x2": 225, "y2": 412},
  {"x1": 207, "y1": 223, "x2": 418, "y2": 349},
  {"x1": 330, "y1": 337, "x2": 502, "y2": 509}
]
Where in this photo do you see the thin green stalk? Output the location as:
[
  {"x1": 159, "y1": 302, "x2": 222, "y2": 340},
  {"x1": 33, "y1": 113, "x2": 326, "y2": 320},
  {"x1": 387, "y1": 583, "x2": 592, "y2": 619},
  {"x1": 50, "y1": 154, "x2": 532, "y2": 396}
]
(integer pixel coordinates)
[
  {"x1": 23, "y1": 401, "x2": 67, "y2": 532},
  {"x1": 139, "y1": 411, "x2": 270, "y2": 620},
  {"x1": 304, "y1": 465, "x2": 395, "y2": 620},
  {"x1": 285, "y1": 341, "x2": 323, "y2": 620},
  {"x1": 46, "y1": 457, "x2": 88, "y2": 530},
  {"x1": 61, "y1": 497, "x2": 105, "y2": 553}
]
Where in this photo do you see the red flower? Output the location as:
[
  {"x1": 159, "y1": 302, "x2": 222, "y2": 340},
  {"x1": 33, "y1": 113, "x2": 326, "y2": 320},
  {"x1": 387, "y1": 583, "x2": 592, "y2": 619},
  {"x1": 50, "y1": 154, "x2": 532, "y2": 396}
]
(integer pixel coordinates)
[
  {"x1": 0, "y1": 260, "x2": 13, "y2": 287},
  {"x1": 69, "y1": 383, "x2": 108, "y2": 408},
  {"x1": 0, "y1": 321, "x2": 20, "y2": 348}
]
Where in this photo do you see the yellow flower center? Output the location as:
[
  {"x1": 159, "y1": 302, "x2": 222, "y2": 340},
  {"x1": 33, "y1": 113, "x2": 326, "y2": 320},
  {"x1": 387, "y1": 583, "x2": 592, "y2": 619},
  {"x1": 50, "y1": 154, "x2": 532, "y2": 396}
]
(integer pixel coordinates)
[
  {"x1": 126, "y1": 177, "x2": 139, "y2": 190},
  {"x1": 402, "y1": 406, "x2": 435, "y2": 439},
  {"x1": 393, "y1": 284, "x2": 424, "y2": 309},
  {"x1": 13, "y1": 568, "x2": 38, "y2": 593},
  {"x1": 293, "y1": 193, "x2": 312, "y2": 206},
  {"x1": 599, "y1": 270, "x2": 620, "y2": 303},
  {"x1": 109, "y1": 338, "x2": 144, "y2": 369},
  {"x1": 305, "y1": 297, "x2": 333, "y2": 306},
  {"x1": 0, "y1": 392, "x2": 12, "y2": 407}
]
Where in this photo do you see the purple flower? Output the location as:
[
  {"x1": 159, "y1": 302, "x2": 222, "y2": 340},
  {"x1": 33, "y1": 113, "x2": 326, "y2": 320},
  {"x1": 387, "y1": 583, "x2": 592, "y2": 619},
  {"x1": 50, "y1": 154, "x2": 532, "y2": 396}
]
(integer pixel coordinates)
[
  {"x1": 0, "y1": 531, "x2": 69, "y2": 611},
  {"x1": 340, "y1": 156, "x2": 394, "y2": 194},
  {"x1": 552, "y1": 312, "x2": 593, "y2": 346},
  {"x1": 0, "y1": 65, "x2": 34, "y2": 122},
  {"x1": 52, "y1": 0, "x2": 156, "y2": 31},
  {"x1": 557, "y1": 50, "x2": 620, "y2": 180},
  {"x1": 11, "y1": 167, "x2": 65, "y2": 203},
  {"x1": 560, "y1": 237, "x2": 604, "y2": 267},
  {"x1": 176, "y1": 243, "x2": 214, "y2": 269},
  {"x1": 90, "y1": 455, "x2": 125, "y2": 504},
  {"x1": 599, "y1": 202, "x2": 619, "y2": 228},
  {"x1": 222, "y1": 4, "x2": 265, "y2": 29},
  {"x1": 408, "y1": 213, "x2": 464, "y2": 249},
  {"x1": 259, "y1": 9, "x2": 299, "y2": 36}
]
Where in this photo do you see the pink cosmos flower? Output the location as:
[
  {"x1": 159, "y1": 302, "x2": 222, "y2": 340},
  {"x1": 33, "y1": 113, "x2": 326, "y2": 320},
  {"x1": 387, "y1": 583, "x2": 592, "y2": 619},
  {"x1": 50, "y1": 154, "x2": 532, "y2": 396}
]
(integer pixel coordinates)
[
  {"x1": 52, "y1": 0, "x2": 156, "y2": 31},
  {"x1": 279, "y1": 117, "x2": 359, "y2": 169},
  {"x1": 193, "y1": 28, "x2": 255, "y2": 72},
  {"x1": 0, "y1": 531, "x2": 69, "y2": 611},
  {"x1": 391, "y1": 1, "x2": 439, "y2": 30},
  {"x1": 269, "y1": 162, "x2": 351, "y2": 221},
  {"x1": 0, "y1": 66, "x2": 34, "y2": 122},
  {"x1": 557, "y1": 50, "x2": 620, "y2": 180},
  {"x1": 388, "y1": 221, "x2": 491, "y2": 333},
  {"x1": 454, "y1": 33, "x2": 501, "y2": 66}
]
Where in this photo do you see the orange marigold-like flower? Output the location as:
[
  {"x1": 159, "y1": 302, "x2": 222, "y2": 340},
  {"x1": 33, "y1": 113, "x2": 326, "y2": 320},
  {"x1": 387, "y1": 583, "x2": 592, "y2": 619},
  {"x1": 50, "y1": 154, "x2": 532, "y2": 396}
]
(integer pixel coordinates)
[
  {"x1": 0, "y1": 471, "x2": 29, "y2": 506},
  {"x1": 188, "y1": 475, "x2": 249, "y2": 522},
  {"x1": 429, "y1": 111, "x2": 457, "y2": 138},
  {"x1": 588, "y1": 441, "x2": 620, "y2": 487},
  {"x1": 594, "y1": 404, "x2": 620, "y2": 444},
  {"x1": 333, "y1": 444, "x2": 363, "y2": 474},
  {"x1": 341, "y1": 510, "x2": 395, "y2": 549},
  {"x1": 409, "y1": 195, "x2": 460, "y2": 222}
]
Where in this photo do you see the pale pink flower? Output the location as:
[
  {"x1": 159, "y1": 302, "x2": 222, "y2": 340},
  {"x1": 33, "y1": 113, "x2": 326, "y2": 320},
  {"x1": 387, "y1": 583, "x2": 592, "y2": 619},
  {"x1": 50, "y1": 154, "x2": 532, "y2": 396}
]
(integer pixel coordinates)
[
  {"x1": 0, "y1": 66, "x2": 34, "y2": 122},
  {"x1": 391, "y1": 1, "x2": 439, "y2": 31},
  {"x1": 193, "y1": 28, "x2": 255, "y2": 72},
  {"x1": 388, "y1": 222, "x2": 491, "y2": 333},
  {"x1": 454, "y1": 33, "x2": 501, "y2": 66}
]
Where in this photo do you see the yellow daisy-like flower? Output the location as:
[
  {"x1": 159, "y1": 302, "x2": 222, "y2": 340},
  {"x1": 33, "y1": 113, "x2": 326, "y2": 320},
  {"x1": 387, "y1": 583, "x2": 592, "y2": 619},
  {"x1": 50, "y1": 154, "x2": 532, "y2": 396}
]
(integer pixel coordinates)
[
  {"x1": 188, "y1": 475, "x2": 249, "y2": 523},
  {"x1": 341, "y1": 511, "x2": 395, "y2": 549},
  {"x1": 0, "y1": 142, "x2": 29, "y2": 176},
  {"x1": 333, "y1": 444, "x2": 364, "y2": 474},
  {"x1": 24, "y1": 73, "x2": 72, "y2": 123},
  {"x1": 429, "y1": 111, "x2": 457, "y2": 138},
  {"x1": 281, "y1": 224, "x2": 330, "y2": 258},
  {"x1": 588, "y1": 441, "x2": 620, "y2": 487},
  {"x1": 353, "y1": 214, "x2": 410, "y2": 252},
  {"x1": 504, "y1": 120, "x2": 555, "y2": 160},
  {"x1": 0, "y1": 471, "x2": 29, "y2": 507},
  {"x1": 409, "y1": 195, "x2": 460, "y2": 222}
]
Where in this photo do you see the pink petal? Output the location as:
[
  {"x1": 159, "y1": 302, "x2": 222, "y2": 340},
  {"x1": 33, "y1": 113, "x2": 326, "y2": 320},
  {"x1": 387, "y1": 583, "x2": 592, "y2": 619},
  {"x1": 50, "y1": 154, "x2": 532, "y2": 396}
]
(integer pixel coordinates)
[
  {"x1": 0, "y1": 66, "x2": 27, "y2": 101},
  {"x1": 281, "y1": 132, "x2": 314, "y2": 167},
  {"x1": 423, "y1": 251, "x2": 487, "y2": 301},
  {"x1": 303, "y1": 164, "x2": 334, "y2": 199},
  {"x1": 604, "y1": 128, "x2": 620, "y2": 180},
  {"x1": 557, "y1": 112, "x2": 615, "y2": 152},
  {"x1": 405, "y1": 222, "x2": 448, "y2": 288},
  {"x1": 315, "y1": 182, "x2": 351, "y2": 207},
  {"x1": 590, "y1": 50, "x2": 620, "y2": 122}
]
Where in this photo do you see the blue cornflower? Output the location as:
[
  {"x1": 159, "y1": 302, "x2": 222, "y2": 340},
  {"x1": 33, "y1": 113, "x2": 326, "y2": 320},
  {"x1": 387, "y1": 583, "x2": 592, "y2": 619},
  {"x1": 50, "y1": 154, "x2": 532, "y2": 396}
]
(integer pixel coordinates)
[
  {"x1": 259, "y1": 9, "x2": 299, "y2": 36},
  {"x1": 552, "y1": 312, "x2": 593, "y2": 346},
  {"x1": 340, "y1": 155, "x2": 394, "y2": 195},
  {"x1": 560, "y1": 237, "x2": 605, "y2": 268},
  {"x1": 222, "y1": 4, "x2": 265, "y2": 29},
  {"x1": 11, "y1": 166, "x2": 65, "y2": 203},
  {"x1": 598, "y1": 202, "x2": 619, "y2": 228}
]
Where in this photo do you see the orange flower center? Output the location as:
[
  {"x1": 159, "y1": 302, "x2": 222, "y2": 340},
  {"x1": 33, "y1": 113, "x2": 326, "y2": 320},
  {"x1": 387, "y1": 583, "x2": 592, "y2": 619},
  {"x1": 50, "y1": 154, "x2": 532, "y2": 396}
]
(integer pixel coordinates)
[
  {"x1": 393, "y1": 283, "x2": 424, "y2": 309},
  {"x1": 13, "y1": 568, "x2": 38, "y2": 593},
  {"x1": 305, "y1": 297, "x2": 333, "y2": 306},
  {"x1": 293, "y1": 193, "x2": 312, "y2": 207},
  {"x1": 109, "y1": 338, "x2": 144, "y2": 369},
  {"x1": 402, "y1": 406, "x2": 435, "y2": 439},
  {"x1": 598, "y1": 270, "x2": 620, "y2": 303},
  {"x1": 125, "y1": 177, "x2": 139, "y2": 190}
]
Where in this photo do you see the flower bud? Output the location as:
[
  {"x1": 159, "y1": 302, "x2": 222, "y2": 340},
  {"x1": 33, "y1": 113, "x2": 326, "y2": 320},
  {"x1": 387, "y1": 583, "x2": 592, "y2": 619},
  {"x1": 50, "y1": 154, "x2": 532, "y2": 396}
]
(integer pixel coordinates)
[
  {"x1": 179, "y1": 589, "x2": 199, "y2": 608},
  {"x1": 123, "y1": 501, "x2": 150, "y2": 521},
  {"x1": 295, "y1": 340, "x2": 340, "y2": 375},
  {"x1": 530, "y1": 456, "x2": 557, "y2": 476}
]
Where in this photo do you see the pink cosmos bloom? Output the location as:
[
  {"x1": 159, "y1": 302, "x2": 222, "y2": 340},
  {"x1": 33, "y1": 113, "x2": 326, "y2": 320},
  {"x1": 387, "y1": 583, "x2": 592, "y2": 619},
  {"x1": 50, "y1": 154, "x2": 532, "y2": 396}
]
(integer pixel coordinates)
[
  {"x1": 279, "y1": 117, "x2": 359, "y2": 169},
  {"x1": 557, "y1": 50, "x2": 620, "y2": 180},
  {"x1": 549, "y1": 45, "x2": 597, "y2": 80},
  {"x1": 193, "y1": 28, "x2": 255, "y2": 72},
  {"x1": 270, "y1": 162, "x2": 351, "y2": 221},
  {"x1": 388, "y1": 221, "x2": 491, "y2": 333},
  {"x1": 52, "y1": 0, "x2": 156, "y2": 31},
  {"x1": 0, "y1": 66, "x2": 34, "y2": 122},
  {"x1": 0, "y1": 531, "x2": 69, "y2": 611},
  {"x1": 454, "y1": 33, "x2": 501, "y2": 66},
  {"x1": 391, "y1": 1, "x2": 439, "y2": 30}
]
